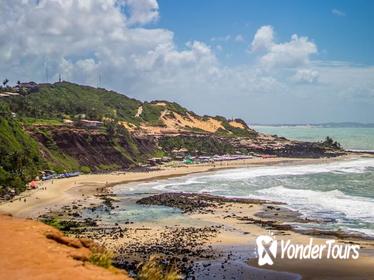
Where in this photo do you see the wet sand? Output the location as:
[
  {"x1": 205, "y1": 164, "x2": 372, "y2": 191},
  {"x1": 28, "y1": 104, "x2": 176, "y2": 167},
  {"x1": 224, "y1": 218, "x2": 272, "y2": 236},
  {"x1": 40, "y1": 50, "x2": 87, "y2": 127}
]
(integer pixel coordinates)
[
  {"x1": 249, "y1": 256, "x2": 374, "y2": 280},
  {"x1": 191, "y1": 201, "x2": 374, "y2": 279},
  {"x1": 46, "y1": 191, "x2": 374, "y2": 279}
]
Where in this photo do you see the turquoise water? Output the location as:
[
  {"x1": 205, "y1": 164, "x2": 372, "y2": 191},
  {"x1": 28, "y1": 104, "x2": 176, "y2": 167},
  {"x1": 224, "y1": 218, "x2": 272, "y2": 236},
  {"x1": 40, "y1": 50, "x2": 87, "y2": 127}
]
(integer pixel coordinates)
[
  {"x1": 113, "y1": 157, "x2": 374, "y2": 237},
  {"x1": 253, "y1": 126, "x2": 374, "y2": 151},
  {"x1": 108, "y1": 127, "x2": 374, "y2": 237}
]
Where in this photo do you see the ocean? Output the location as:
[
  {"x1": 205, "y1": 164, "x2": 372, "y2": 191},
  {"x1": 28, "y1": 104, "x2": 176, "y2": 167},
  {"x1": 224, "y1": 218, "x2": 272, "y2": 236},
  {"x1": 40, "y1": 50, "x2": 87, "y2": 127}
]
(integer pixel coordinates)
[
  {"x1": 111, "y1": 127, "x2": 374, "y2": 238},
  {"x1": 253, "y1": 125, "x2": 374, "y2": 151}
]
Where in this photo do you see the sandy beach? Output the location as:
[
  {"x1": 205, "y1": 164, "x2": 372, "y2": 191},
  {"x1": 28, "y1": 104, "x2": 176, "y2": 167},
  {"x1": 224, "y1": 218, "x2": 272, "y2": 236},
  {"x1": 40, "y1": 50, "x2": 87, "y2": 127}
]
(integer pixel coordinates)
[{"x1": 1, "y1": 154, "x2": 373, "y2": 279}]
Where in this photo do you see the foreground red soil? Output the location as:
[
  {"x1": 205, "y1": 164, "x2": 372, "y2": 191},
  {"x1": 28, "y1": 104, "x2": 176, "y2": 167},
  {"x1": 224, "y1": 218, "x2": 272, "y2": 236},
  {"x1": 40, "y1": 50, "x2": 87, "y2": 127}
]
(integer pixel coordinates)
[{"x1": 0, "y1": 214, "x2": 130, "y2": 280}]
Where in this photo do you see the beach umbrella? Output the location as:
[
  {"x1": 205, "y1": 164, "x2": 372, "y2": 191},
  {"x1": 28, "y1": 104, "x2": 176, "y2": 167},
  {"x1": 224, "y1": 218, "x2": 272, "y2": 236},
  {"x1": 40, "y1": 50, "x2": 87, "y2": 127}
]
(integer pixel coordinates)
[{"x1": 29, "y1": 180, "x2": 38, "y2": 189}]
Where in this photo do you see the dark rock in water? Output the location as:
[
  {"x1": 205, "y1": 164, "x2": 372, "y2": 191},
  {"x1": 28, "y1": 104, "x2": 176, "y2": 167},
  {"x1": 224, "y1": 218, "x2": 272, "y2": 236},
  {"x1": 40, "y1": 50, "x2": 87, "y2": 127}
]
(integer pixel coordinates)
[
  {"x1": 72, "y1": 212, "x2": 81, "y2": 217},
  {"x1": 136, "y1": 192, "x2": 276, "y2": 214}
]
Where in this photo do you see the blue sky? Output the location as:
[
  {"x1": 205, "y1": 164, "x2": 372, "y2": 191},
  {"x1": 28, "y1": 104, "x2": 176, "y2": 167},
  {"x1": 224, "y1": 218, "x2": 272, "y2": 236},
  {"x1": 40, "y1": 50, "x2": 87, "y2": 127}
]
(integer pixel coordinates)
[
  {"x1": 156, "y1": 0, "x2": 374, "y2": 65},
  {"x1": 1, "y1": 0, "x2": 374, "y2": 124}
]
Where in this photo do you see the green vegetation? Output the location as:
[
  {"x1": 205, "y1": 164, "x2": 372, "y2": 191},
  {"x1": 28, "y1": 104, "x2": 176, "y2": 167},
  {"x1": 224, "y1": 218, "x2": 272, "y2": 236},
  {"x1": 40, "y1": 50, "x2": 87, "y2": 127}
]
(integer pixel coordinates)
[
  {"x1": 89, "y1": 247, "x2": 114, "y2": 269},
  {"x1": 21, "y1": 117, "x2": 64, "y2": 126},
  {"x1": 140, "y1": 102, "x2": 165, "y2": 126},
  {"x1": 138, "y1": 255, "x2": 181, "y2": 280},
  {"x1": 152, "y1": 149, "x2": 166, "y2": 158},
  {"x1": 40, "y1": 217, "x2": 83, "y2": 232},
  {"x1": 44, "y1": 149, "x2": 80, "y2": 173},
  {"x1": 42, "y1": 216, "x2": 114, "y2": 270},
  {"x1": 80, "y1": 166, "x2": 91, "y2": 174},
  {"x1": 97, "y1": 164, "x2": 121, "y2": 171},
  {"x1": 0, "y1": 103, "x2": 45, "y2": 195},
  {"x1": 164, "y1": 101, "x2": 190, "y2": 116},
  {"x1": 0, "y1": 82, "x2": 256, "y2": 197},
  {"x1": 2, "y1": 82, "x2": 195, "y2": 128},
  {"x1": 323, "y1": 136, "x2": 342, "y2": 149},
  {"x1": 106, "y1": 120, "x2": 146, "y2": 164},
  {"x1": 31, "y1": 126, "x2": 80, "y2": 172},
  {"x1": 19, "y1": 118, "x2": 151, "y2": 175},
  {"x1": 148, "y1": 100, "x2": 191, "y2": 116},
  {"x1": 3, "y1": 82, "x2": 252, "y2": 137},
  {"x1": 159, "y1": 135, "x2": 235, "y2": 155},
  {"x1": 3, "y1": 82, "x2": 142, "y2": 124},
  {"x1": 214, "y1": 116, "x2": 255, "y2": 137}
]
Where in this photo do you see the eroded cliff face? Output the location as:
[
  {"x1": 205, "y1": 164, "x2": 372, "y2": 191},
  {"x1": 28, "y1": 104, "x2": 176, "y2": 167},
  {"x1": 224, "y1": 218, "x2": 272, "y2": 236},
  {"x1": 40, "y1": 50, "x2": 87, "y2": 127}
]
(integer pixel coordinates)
[
  {"x1": 25, "y1": 125, "x2": 344, "y2": 173},
  {"x1": 27, "y1": 126, "x2": 158, "y2": 171}
]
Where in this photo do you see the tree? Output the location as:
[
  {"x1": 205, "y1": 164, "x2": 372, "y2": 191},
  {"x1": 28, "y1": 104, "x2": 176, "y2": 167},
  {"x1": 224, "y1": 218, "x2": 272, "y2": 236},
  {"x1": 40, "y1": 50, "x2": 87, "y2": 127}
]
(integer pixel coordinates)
[
  {"x1": 2, "y1": 78, "x2": 9, "y2": 87},
  {"x1": 323, "y1": 136, "x2": 341, "y2": 149}
]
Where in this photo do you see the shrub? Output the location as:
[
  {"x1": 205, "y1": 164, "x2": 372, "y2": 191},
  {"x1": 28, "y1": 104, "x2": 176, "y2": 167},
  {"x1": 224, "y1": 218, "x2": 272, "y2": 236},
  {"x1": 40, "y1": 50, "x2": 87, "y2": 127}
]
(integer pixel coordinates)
[
  {"x1": 138, "y1": 255, "x2": 181, "y2": 280},
  {"x1": 323, "y1": 136, "x2": 342, "y2": 149},
  {"x1": 89, "y1": 247, "x2": 113, "y2": 269},
  {"x1": 159, "y1": 135, "x2": 235, "y2": 156},
  {"x1": 80, "y1": 166, "x2": 91, "y2": 174}
]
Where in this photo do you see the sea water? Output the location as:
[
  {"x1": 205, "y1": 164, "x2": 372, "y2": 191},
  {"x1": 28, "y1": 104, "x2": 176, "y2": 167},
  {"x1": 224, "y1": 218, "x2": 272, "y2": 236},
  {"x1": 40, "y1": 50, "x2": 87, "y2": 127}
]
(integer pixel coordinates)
[
  {"x1": 111, "y1": 127, "x2": 374, "y2": 237},
  {"x1": 253, "y1": 125, "x2": 374, "y2": 151}
]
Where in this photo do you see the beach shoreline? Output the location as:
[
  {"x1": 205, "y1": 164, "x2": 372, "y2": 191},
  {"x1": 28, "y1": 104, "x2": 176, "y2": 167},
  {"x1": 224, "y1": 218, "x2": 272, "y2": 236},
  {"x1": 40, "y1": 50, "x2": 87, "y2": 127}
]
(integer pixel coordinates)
[
  {"x1": 1, "y1": 153, "x2": 373, "y2": 279},
  {"x1": 0, "y1": 154, "x2": 364, "y2": 218}
]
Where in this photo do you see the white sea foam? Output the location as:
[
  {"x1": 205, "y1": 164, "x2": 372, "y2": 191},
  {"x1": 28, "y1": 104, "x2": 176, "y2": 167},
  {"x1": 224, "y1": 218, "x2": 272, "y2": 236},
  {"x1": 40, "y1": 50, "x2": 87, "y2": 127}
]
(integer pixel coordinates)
[
  {"x1": 115, "y1": 158, "x2": 374, "y2": 236},
  {"x1": 201, "y1": 158, "x2": 374, "y2": 181},
  {"x1": 152, "y1": 178, "x2": 206, "y2": 191},
  {"x1": 256, "y1": 186, "x2": 374, "y2": 223},
  {"x1": 117, "y1": 158, "x2": 374, "y2": 193}
]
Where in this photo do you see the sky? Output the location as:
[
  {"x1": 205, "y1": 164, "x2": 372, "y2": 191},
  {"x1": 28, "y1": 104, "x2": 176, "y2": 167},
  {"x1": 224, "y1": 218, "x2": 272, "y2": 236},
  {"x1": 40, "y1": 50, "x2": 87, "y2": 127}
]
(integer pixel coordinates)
[{"x1": 1, "y1": 0, "x2": 374, "y2": 124}]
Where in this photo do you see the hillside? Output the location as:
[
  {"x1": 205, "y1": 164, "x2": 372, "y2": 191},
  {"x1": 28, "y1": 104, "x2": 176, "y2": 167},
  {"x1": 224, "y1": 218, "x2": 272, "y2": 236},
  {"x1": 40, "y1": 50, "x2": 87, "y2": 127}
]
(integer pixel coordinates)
[
  {"x1": 0, "y1": 103, "x2": 45, "y2": 197},
  {"x1": 3, "y1": 82, "x2": 255, "y2": 137}
]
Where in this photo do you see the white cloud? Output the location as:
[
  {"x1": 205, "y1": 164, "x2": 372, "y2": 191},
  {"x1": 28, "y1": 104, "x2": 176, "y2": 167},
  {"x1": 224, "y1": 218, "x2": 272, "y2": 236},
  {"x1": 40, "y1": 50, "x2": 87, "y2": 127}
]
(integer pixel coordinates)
[
  {"x1": 332, "y1": 9, "x2": 346, "y2": 17},
  {"x1": 292, "y1": 69, "x2": 319, "y2": 83},
  {"x1": 313, "y1": 61, "x2": 374, "y2": 98},
  {"x1": 125, "y1": 0, "x2": 159, "y2": 25},
  {"x1": 251, "y1": 25, "x2": 274, "y2": 52},
  {"x1": 0, "y1": 1, "x2": 373, "y2": 123},
  {"x1": 0, "y1": 0, "x2": 216, "y2": 91},
  {"x1": 251, "y1": 26, "x2": 317, "y2": 68}
]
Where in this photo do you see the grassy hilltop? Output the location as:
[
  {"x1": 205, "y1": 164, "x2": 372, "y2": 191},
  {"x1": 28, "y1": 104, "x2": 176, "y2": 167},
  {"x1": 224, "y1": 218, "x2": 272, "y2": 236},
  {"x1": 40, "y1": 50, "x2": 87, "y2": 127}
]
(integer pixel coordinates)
[{"x1": 3, "y1": 82, "x2": 252, "y2": 137}]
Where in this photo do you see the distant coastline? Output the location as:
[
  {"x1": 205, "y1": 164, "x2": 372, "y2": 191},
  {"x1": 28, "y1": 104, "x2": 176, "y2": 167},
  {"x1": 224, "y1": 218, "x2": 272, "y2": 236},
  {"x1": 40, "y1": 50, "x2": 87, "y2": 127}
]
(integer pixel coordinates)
[{"x1": 252, "y1": 122, "x2": 374, "y2": 128}]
